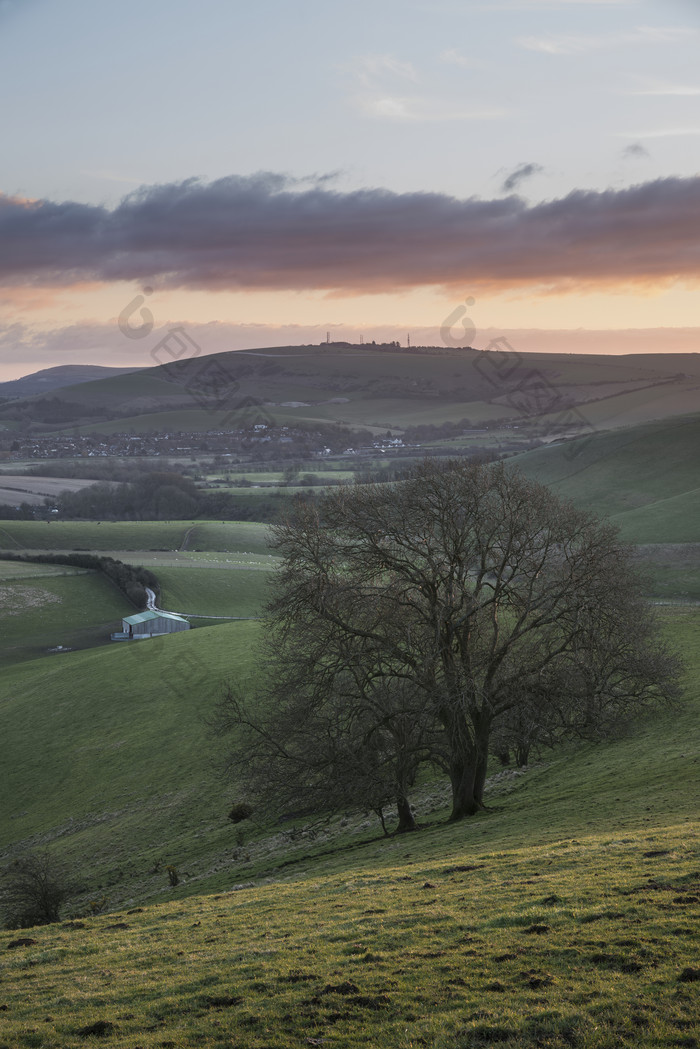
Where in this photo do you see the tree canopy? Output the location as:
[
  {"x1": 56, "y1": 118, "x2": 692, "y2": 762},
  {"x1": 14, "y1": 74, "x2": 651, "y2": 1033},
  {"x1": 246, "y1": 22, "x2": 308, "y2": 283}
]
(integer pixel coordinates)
[{"x1": 219, "y1": 459, "x2": 681, "y2": 829}]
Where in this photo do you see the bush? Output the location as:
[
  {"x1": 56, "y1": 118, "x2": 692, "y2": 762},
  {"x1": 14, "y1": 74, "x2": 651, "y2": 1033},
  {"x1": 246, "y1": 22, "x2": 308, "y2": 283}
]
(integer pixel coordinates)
[
  {"x1": 228, "y1": 802, "x2": 254, "y2": 824},
  {"x1": 2, "y1": 850, "x2": 70, "y2": 929}
]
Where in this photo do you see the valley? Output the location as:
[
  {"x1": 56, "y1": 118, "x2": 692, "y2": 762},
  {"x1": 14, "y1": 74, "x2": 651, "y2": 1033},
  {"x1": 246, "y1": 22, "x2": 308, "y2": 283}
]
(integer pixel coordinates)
[{"x1": 0, "y1": 347, "x2": 698, "y2": 1049}]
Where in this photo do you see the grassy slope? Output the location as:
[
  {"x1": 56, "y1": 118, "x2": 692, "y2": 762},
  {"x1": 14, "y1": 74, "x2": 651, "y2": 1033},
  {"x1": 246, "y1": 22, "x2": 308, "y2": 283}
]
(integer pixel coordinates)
[
  {"x1": 0, "y1": 571, "x2": 136, "y2": 666},
  {"x1": 4, "y1": 346, "x2": 694, "y2": 437},
  {"x1": 0, "y1": 610, "x2": 697, "y2": 1048},
  {"x1": 1, "y1": 623, "x2": 260, "y2": 884},
  {"x1": 612, "y1": 489, "x2": 700, "y2": 544},
  {"x1": 512, "y1": 413, "x2": 700, "y2": 542},
  {"x1": 156, "y1": 563, "x2": 271, "y2": 618}
]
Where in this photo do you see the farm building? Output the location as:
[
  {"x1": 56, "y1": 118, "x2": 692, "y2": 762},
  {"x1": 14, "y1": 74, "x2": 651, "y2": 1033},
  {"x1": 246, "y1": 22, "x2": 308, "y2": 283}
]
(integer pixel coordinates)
[{"x1": 111, "y1": 610, "x2": 190, "y2": 640}]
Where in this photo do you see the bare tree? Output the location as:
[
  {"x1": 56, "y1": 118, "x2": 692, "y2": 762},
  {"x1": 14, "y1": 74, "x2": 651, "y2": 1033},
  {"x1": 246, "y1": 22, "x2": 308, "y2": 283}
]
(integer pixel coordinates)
[
  {"x1": 220, "y1": 459, "x2": 681, "y2": 823},
  {"x1": 2, "y1": 850, "x2": 70, "y2": 929},
  {"x1": 215, "y1": 670, "x2": 439, "y2": 833}
]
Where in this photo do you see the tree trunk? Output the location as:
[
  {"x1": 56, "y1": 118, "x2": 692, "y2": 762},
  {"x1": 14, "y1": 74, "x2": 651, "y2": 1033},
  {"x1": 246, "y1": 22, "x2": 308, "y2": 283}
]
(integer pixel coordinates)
[
  {"x1": 373, "y1": 807, "x2": 389, "y2": 837},
  {"x1": 515, "y1": 744, "x2": 530, "y2": 767},
  {"x1": 448, "y1": 723, "x2": 491, "y2": 819},
  {"x1": 474, "y1": 748, "x2": 489, "y2": 806},
  {"x1": 448, "y1": 758, "x2": 483, "y2": 820},
  {"x1": 396, "y1": 794, "x2": 417, "y2": 832}
]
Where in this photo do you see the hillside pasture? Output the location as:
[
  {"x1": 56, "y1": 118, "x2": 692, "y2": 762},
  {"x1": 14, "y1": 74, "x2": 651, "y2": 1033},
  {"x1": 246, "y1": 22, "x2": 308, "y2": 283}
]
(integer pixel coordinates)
[
  {"x1": 613, "y1": 488, "x2": 700, "y2": 544},
  {"x1": 0, "y1": 621, "x2": 260, "y2": 881},
  {"x1": 8, "y1": 344, "x2": 693, "y2": 439},
  {"x1": 0, "y1": 610, "x2": 697, "y2": 1047},
  {"x1": 155, "y1": 562, "x2": 272, "y2": 619},
  {"x1": 0, "y1": 571, "x2": 135, "y2": 665},
  {"x1": 0, "y1": 519, "x2": 274, "y2": 553},
  {"x1": 535, "y1": 378, "x2": 700, "y2": 433},
  {"x1": 513, "y1": 413, "x2": 700, "y2": 539}
]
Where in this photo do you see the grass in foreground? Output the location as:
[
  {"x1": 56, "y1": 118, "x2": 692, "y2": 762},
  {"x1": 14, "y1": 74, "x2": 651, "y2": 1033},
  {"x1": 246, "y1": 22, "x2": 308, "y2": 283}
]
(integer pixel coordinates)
[{"x1": 0, "y1": 831, "x2": 696, "y2": 1048}]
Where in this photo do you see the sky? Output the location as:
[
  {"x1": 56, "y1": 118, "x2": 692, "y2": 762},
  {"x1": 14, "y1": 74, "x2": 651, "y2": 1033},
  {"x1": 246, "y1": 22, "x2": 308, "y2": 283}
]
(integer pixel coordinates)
[{"x1": 0, "y1": 0, "x2": 699, "y2": 379}]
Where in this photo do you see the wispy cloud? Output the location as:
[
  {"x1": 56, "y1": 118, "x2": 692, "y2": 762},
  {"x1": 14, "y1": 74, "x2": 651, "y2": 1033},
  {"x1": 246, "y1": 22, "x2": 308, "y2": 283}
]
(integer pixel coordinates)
[
  {"x1": 501, "y1": 163, "x2": 544, "y2": 193},
  {"x1": 518, "y1": 24, "x2": 697, "y2": 54},
  {"x1": 619, "y1": 127, "x2": 700, "y2": 138},
  {"x1": 623, "y1": 79, "x2": 700, "y2": 96},
  {"x1": 621, "y1": 142, "x2": 650, "y2": 158},
  {"x1": 2, "y1": 173, "x2": 700, "y2": 295},
  {"x1": 431, "y1": 1, "x2": 639, "y2": 9},
  {"x1": 360, "y1": 95, "x2": 507, "y2": 122},
  {"x1": 352, "y1": 50, "x2": 506, "y2": 123},
  {"x1": 439, "y1": 48, "x2": 475, "y2": 67},
  {"x1": 355, "y1": 54, "x2": 419, "y2": 89}
]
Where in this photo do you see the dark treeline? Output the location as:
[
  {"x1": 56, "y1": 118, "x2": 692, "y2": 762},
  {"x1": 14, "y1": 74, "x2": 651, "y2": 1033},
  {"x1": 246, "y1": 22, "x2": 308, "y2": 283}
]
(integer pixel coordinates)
[
  {"x1": 1, "y1": 397, "x2": 119, "y2": 426},
  {"x1": 24, "y1": 460, "x2": 176, "y2": 482},
  {"x1": 54, "y1": 472, "x2": 201, "y2": 520},
  {"x1": 0, "y1": 552, "x2": 159, "y2": 609},
  {"x1": 0, "y1": 502, "x2": 36, "y2": 519},
  {"x1": 52, "y1": 471, "x2": 316, "y2": 523}
]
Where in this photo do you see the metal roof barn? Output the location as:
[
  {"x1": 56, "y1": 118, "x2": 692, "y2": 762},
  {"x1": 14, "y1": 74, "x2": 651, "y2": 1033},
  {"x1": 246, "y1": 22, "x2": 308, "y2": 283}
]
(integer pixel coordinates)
[{"x1": 115, "y1": 610, "x2": 190, "y2": 639}]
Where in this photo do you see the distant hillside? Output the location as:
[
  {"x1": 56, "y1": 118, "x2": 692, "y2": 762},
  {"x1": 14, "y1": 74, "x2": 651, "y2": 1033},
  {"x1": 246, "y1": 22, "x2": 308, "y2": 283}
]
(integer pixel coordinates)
[
  {"x1": 512, "y1": 412, "x2": 700, "y2": 543},
  {"x1": 0, "y1": 365, "x2": 144, "y2": 401},
  {"x1": 0, "y1": 344, "x2": 696, "y2": 437}
]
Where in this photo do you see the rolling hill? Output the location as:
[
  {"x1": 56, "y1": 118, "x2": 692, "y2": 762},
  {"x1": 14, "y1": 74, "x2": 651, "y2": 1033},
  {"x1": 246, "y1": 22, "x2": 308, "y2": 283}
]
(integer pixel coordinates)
[
  {"x1": 511, "y1": 412, "x2": 700, "y2": 543},
  {"x1": 1, "y1": 345, "x2": 697, "y2": 438},
  {"x1": 0, "y1": 364, "x2": 144, "y2": 400}
]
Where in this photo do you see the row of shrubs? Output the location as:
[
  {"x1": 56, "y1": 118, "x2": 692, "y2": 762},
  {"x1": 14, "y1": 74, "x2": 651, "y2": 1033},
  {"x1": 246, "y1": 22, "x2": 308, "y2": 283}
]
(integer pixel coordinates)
[{"x1": 0, "y1": 551, "x2": 159, "y2": 609}]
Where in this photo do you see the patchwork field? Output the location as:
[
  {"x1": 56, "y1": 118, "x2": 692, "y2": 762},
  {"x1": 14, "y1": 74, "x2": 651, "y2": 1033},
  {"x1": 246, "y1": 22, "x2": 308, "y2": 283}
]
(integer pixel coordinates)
[
  {"x1": 0, "y1": 521, "x2": 278, "y2": 662},
  {"x1": 0, "y1": 475, "x2": 99, "y2": 506}
]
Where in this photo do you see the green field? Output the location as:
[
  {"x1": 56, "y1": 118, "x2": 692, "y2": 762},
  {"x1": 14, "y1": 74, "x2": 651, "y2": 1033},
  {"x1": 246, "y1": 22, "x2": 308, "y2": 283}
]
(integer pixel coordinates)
[
  {"x1": 513, "y1": 413, "x2": 700, "y2": 541},
  {"x1": 0, "y1": 609, "x2": 697, "y2": 1047},
  {"x1": 0, "y1": 561, "x2": 88, "y2": 582},
  {"x1": 1, "y1": 623, "x2": 260, "y2": 889},
  {"x1": 156, "y1": 563, "x2": 272, "y2": 618},
  {"x1": 0, "y1": 571, "x2": 135, "y2": 666},
  {"x1": 0, "y1": 519, "x2": 274, "y2": 554},
  {"x1": 0, "y1": 520, "x2": 194, "y2": 552}
]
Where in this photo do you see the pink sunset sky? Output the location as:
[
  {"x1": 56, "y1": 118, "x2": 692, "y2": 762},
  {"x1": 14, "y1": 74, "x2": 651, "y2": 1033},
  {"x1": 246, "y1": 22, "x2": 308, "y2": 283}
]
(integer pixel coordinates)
[{"x1": 1, "y1": 0, "x2": 699, "y2": 379}]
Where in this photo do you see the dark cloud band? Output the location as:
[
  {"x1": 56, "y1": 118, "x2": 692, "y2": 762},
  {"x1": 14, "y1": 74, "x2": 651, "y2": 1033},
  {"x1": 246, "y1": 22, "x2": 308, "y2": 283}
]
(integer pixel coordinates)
[{"x1": 1, "y1": 172, "x2": 699, "y2": 292}]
